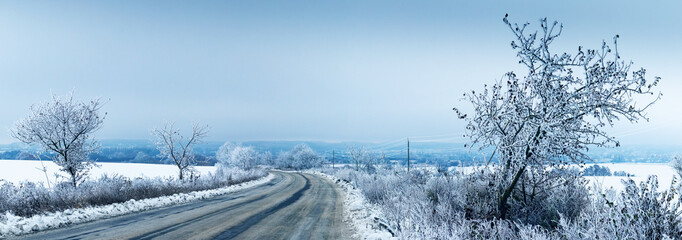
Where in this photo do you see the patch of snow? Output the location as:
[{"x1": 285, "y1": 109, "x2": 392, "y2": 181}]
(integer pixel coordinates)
[
  {"x1": 451, "y1": 163, "x2": 678, "y2": 192},
  {"x1": 0, "y1": 160, "x2": 216, "y2": 184},
  {"x1": 0, "y1": 173, "x2": 273, "y2": 237},
  {"x1": 305, "y1": 171, "x2": 396, "y2": 240},
  {"x1": 583, "y1": 163, "x2": 677, "y2": 192}
]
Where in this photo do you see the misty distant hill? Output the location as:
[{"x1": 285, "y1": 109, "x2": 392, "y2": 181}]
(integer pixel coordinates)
[{"x1": 0, "y1": 139, "x2": 679, "y2": 166}]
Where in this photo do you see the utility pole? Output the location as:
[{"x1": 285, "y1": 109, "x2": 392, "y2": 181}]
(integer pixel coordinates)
[
  {"x1": 332, "y1": 150, "x2": 335, "y2": 168},
  {"x1": 407, "y1": 138, "x2": 410, "y2": 173}
]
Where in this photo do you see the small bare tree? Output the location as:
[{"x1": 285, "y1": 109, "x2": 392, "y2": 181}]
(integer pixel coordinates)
[
  {"x1": 152, "y1": 123, "x2": 208, "y2": 180},
  {"x1": 12, "y1": 94, "x2": 105, "y2": 187},
  {"x1": 454, "y1": 15, "x2": 660, "y2": 219}
]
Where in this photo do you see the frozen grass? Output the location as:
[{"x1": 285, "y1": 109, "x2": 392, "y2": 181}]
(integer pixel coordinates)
[{"x1": 0, "y1": 159, "x2": 270, "y2": 236}]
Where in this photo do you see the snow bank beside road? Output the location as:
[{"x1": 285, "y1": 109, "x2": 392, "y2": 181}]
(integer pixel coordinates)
[
  {"x1": 0, "y1": 173, "x2": 274, "y2": 237},
  {"x1": 306, "y1": 171, "x2": 395, "y2": 240}
]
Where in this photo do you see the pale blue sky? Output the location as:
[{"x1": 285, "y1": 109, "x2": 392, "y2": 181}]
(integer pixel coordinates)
[{"x1": 0, "y1": 1, "x2": 680, "y2": 145}]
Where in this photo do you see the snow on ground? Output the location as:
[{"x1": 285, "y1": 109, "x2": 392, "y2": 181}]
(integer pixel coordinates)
[
  {"x1": 306, "y1": 171, "x2": 396, "y2": 240},
  {"x1": 450, "y1": 163, "x2": 678, "y2": 192},
  {"x1": 582, "y1": 163, "x2": 677, "y2": 192},
  {"x1": 0, "y1": 173, "x2": 274, "y2": 237},
  {"x1": 0, "y1": 160, "x2": 216, "y2": 184}
]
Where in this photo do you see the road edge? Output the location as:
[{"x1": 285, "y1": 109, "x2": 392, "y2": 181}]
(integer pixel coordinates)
[{"x1": 305, "y1": 170, "x2": 395, "y2": 240}]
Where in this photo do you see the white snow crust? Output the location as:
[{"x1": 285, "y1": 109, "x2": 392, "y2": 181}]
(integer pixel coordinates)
[{"x1": 0, "y1": 160, "x2": 216, "y2": 184}]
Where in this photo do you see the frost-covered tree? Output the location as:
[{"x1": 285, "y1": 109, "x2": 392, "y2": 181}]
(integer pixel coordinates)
[
  {"x1": 347, "y1": 145, "x2": 376, "y2": 172},
  {"x1": 276, "y1": 143, "x2": 322, "y2": 170},
  {"x1": 230, "y1": 146, "x2": 258, "y2": 170},
  {"x1": 12, "y1": 94, "x2": 105, "y2": 188},
  {"x1": 258, "y1": 151, "x2": 274, "y2": 166},
  {"x1": 454, "y1": 15, "x2": 660, "y2": 219},
  {"x1": 215, "y1": 142, "x2": 258, "y2": 170},
  {"x1": 215, "y1": 141, "x2": 235, "y2": 166},
  {"x1": 152, "y1": 123, "x2": 208, "y2": 180}
]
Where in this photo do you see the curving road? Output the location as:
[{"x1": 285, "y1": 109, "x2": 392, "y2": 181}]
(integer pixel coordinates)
[{"x1": 17, "y1": 171, "x2": 354, "y2": 240}]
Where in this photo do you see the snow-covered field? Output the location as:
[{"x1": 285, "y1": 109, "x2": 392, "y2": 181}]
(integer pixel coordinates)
[
  {"x1": 583, "y1": 163, "x2": 677, "y2": 192},
  {"x1": 0, "y1": 159, "x2": 676, "y2": 197},
  {"x1": 0, "y1": 160, "x2": 217, "y2": 184},
  {"x1": 449, "y1": 163, "x2": 677, "y2": 192}
]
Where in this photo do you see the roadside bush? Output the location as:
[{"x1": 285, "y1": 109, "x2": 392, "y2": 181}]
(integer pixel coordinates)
[{"x1": 0, "y1": 168, "x2": 267, "y2": 218}]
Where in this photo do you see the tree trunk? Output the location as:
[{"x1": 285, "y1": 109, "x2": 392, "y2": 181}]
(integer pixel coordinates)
[
  {"x1": 71, "y1": 174, "x2": 77, "y2": 188},
  {"x1": 67, "y1": 166, "x2": 78, "y2": 188},
  {"x1": 498, "y1": 164, "x2": 525, "y2": 219}
]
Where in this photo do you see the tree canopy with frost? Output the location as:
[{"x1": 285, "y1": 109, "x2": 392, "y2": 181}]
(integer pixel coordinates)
[
  {"x1": 276, "y1": 143, "x2": 322, "y2": 170},
  {"x1": 216, "y1": 141, "x2": 235, "y2": 166},
  {"x1": 216, "y1": 142, "x2": 258, "y2": 170},
  {"x1": 152, "y1": 123, "x2": 208, "y2": 180},
  {"x1": 453, "y1": 15, "x2": 661, "y2": 219},
  {"x1": 347, "y1": 145, "x2": 376, "y2": 172},
  {"x1": 12, "y1": 94, "x2": 105, "y2": 187}
]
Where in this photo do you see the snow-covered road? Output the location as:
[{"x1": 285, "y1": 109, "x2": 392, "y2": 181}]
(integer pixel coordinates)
[{"x1": 16, "y1": 171, "x2": 353, "y2": 240}]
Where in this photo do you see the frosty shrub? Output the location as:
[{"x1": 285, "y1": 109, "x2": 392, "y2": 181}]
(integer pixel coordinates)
[
  {"x1": 0, "y1": 168, "x2": 266, "y2": 218},
  {"x1": 560, "y1": 176, "x2": 682, "y2": 239},
  {"x1": 347, "y1": 145, "x2": 377, "y2": 173}
]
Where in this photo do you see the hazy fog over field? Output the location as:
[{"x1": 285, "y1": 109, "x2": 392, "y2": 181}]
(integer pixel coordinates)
[{"x1": 0, "y1": 1, "x2": 680, "y2": 146}]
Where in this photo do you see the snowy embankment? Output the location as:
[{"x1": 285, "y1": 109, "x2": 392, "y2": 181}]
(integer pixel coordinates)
[
  {"x1": 306, "y1": 170, "x2": 395, "y2": 240},
  {"x1": 0, "y1": 173, "x2": 274, "y2": 237}
]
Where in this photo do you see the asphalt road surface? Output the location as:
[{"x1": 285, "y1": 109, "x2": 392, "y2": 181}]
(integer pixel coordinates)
[{"x1": 18, "y1": 171, "x2": 354, "y2": 240}]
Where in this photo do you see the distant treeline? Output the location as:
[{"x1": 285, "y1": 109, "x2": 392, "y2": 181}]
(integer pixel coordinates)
[
  {"x1": 0, "y1": 148, "x2": 221, "y2": 166},
  {"x1": 582, "y1": 164, "x2": 634, "y2": 177},
  {"x1": 0, "y1": 140, "x2": 677, "y2": 166},
  {"x1": 0, "y1": 147, "x2": 469, "y2": 167}
]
